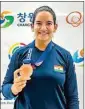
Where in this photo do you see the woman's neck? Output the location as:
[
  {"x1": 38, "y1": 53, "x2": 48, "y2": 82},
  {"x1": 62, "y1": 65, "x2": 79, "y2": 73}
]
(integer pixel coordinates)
[{"x1": 35, "y1": 39, "x2": 51, "y2": 51}]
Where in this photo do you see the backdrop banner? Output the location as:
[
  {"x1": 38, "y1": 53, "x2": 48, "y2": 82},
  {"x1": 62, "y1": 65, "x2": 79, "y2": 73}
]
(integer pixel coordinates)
[{"x1": 1, "y1": 1, "x2": 84, "y2": 109}]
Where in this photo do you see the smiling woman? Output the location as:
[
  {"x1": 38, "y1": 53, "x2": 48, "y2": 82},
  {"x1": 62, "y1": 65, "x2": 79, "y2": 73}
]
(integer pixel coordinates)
[
  {"x1": 31, "y1": 7, "x2": 57, "y2": 51},
  {"x1": 2, "y1": 6, "x2": 79, "y2": 109}
]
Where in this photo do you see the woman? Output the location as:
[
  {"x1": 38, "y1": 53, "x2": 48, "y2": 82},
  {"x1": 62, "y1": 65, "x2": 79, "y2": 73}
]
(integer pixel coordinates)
[{"x1": 2, "y1": 6, "x2": 79, "y2": 109}]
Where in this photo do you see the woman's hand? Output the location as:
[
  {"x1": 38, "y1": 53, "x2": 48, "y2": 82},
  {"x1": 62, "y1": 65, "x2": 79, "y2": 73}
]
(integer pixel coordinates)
[
  {"x1": 11, "y1": 64, "x2": 33, "y2": 95},
  {"x1": 11, "y1": 69, "x2": 30, "y2": 95}
]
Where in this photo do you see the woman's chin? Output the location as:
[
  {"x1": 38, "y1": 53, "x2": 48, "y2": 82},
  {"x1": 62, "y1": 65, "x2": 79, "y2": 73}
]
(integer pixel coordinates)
[{"x1": 38, "y1": 37, "x2": 50, "y2": 41}]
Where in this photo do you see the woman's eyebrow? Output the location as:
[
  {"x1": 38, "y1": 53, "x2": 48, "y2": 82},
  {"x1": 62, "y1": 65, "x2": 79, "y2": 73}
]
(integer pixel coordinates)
[
  {"x1": 35, "y1": 21, "x2": 41, "y2": 23},
  {"x1": 35, "y1": 21, "x2": 53, "y2": 23},
  {"x1": 47, "y1": 21, "x2": 53, "y2": 23}
]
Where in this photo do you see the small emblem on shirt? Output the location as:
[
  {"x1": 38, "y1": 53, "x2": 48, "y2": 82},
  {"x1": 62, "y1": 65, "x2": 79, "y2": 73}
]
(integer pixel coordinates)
[
  {"x1": 27, "y1": 48, "x2": 32, "y2": 60},
  {"x1": 54, "y1": 65, "x2": 64, "y2": 72}
]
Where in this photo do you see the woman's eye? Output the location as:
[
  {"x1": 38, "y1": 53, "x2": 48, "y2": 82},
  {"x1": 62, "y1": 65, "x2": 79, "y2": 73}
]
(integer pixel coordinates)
[
  {"x1": 36, "y1": 23, "x2": 41, "y2": 25},
  {"x1": 47, "y1": 23, "x2": 52, "y2": 25}
]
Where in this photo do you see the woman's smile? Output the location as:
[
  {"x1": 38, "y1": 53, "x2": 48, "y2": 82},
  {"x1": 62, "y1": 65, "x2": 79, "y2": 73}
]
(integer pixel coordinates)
[{"x1": 38, "y1": 32, "x2": 49, "y2": 36}]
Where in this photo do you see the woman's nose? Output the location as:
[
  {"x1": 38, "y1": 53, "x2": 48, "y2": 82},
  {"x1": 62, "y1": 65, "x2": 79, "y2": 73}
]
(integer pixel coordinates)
[{"x1": 40, "y1": 24, "x2": 47, "y2": 31}]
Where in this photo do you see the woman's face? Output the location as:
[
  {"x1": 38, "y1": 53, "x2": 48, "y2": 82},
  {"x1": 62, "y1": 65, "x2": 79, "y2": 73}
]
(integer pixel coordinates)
[{"x1": 32, "y1": 11, "x2": 57, "y2": 42}]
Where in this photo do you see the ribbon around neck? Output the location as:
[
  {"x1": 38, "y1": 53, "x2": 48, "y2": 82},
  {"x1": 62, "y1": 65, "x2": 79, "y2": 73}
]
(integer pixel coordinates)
[{"x1": 23, "y1": 40, "x2": 53, "y2": 67}]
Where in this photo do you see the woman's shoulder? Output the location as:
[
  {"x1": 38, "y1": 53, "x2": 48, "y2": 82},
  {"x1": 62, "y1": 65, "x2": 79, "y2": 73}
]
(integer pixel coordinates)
[
  {"x1": 52, "y1": 42, "x2": 72, "y2": 60},
  {"x1": 12, "y1": 42, "x2": 33, "y2": 57}
]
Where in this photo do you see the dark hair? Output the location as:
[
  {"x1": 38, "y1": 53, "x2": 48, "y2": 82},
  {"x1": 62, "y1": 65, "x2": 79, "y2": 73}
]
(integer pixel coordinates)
[{"x1": 32, "y1": 6, "x2": 57, "y2": 25}]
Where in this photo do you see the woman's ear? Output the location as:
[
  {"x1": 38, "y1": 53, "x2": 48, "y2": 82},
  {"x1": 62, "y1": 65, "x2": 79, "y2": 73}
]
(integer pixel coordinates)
[
  {"x1": 31, "y1": 24, "x2": 34, "y2": 32},
  {"x1": 54, "y1": 24, "x2": 58, "y2": 32}
]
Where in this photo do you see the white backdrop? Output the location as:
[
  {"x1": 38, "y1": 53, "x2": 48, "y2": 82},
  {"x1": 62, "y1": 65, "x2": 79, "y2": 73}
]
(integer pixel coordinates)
[{"x1": 1, "y1": 1, "x2": 84, "y2": 109}]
